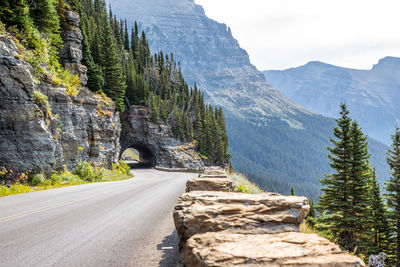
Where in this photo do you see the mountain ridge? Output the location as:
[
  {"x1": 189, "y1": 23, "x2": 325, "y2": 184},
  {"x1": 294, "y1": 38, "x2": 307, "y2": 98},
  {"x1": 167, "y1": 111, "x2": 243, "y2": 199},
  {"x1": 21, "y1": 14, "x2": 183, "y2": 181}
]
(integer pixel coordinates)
[{"x1": 263, "y1": 56, "x2": 400, "y2": 145}]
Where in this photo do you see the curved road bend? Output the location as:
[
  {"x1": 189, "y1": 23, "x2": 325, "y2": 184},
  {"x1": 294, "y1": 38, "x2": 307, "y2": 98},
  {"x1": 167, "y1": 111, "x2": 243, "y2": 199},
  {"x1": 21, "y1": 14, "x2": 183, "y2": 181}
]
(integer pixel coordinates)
[{"x1": 0, "y1": 169, "x2": 192, "y2": 267}]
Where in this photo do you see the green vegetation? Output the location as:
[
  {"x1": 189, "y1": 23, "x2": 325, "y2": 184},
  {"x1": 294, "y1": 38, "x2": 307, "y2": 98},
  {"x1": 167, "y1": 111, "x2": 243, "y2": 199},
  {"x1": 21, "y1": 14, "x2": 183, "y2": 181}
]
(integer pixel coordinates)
[
  {"x1": 0, "y1": 0, "x2": 81, "y2": 96},
  {"x1": 314, "y1": 104, "x2": 393, "y2": 263},
  {"x1": 33, "y1": 90, "x2": 52, "y2": 117},
  {"x1": 230, "y1": 172, "x2": 263, "y2": 194},
  {"x1": 0, "y1": 161, "x2": 133, "y2": 197},
  {"x1": 385, "y1": 128, "x2": 400, "y2": 265}
]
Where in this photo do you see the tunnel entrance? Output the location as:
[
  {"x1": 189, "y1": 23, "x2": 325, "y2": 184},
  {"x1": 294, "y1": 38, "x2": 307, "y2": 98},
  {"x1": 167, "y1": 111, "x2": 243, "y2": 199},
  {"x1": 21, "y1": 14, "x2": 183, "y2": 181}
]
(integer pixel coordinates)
[{"x1": 120, "y1": 145, "x2": 155, "y2": 169}]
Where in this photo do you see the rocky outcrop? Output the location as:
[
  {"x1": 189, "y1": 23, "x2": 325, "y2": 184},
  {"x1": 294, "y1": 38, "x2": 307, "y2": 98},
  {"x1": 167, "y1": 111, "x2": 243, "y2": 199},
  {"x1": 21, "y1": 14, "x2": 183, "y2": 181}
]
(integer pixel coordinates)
[
  {"x1": 186, "y1": 178, "x2": 235, "y2": 192},
  {"x1": 186, "y1": 166, "x2": 234, "y2": 192},
  {"x1": 59, "y1": 6, "x2": 88, "y2": 85},
  {"x1": 0, "y1": 9, "x2": 120, "y2": 178},
  {"x1": 173, "y1": 191, "x2": 309, "y2": 242},
  {"x1": 185, "y1": 232, "x2": 365, "y2": 266},
  {"x1": 120, "y1": 105, "x2": 205, "y2": 170}
]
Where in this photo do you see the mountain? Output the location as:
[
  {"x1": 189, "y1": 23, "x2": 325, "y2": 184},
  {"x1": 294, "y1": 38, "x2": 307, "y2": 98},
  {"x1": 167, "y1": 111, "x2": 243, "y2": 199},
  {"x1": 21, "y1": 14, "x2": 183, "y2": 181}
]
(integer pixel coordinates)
[
  {"x1": 107, "y1": 0, "x2": 389, "y2": 199},
  {"x1": 263, "y1": 57, "x2": 400, "y2": 145}
]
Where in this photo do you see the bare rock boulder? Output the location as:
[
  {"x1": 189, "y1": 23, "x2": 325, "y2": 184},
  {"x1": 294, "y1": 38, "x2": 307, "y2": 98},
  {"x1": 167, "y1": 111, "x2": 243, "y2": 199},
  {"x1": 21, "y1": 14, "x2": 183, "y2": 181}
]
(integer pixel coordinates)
[
  {"x1": 173, "y1": 191, "x2": 309, "y2": 241},
  {"x1": 185, "y1": 231, "x2": 365, "y2": 267},
  {"x1": 186, "y1": 178, "x2": 236, "y2": 192},
  {"x1": 199, "y1": 166, "x2": 228, "y2": 178}
]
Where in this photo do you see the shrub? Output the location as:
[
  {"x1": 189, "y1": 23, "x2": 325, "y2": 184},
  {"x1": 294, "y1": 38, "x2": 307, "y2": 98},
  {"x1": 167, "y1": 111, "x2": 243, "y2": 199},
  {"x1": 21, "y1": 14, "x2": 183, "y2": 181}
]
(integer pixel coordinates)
[
  {"x1": 74, "y1": 161, "x2": 103, "y2": 182},
  {"x1": 31, "y1": 173, "x2": 45, "y2": 186},
  {"x1": 0, "y1": 183, "x2": 33, "y2": 197},
  {"x1": 33, "y1": 90, "x2": 52, "y2": 117},
  {"x1": 58, "y1": 170, "x2": 81, "y2": 182},
  {"x1": 0, "y1": 21, "x2": 5, "y2": 34},
  {"x1": 111, "y1": 161, "x2": 131, "y2": 175}
]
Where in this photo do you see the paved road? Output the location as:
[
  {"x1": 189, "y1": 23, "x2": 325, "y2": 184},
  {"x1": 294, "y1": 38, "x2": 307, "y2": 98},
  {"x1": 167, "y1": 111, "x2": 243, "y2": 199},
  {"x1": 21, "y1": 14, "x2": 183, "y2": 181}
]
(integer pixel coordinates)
[{"x1": 0, "y1": 169, "x2": 192, "y2": 267}]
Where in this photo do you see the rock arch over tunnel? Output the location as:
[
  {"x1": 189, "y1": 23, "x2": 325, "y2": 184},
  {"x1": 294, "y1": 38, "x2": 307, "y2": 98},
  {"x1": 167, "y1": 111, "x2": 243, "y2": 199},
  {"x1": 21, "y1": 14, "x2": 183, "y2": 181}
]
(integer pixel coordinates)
[
  {"x1": 120, "y1": 105, "x2": 206, "y2": 170},
  {"x1": 120, "y1": 145, "x2": 155, "y2": 168}
]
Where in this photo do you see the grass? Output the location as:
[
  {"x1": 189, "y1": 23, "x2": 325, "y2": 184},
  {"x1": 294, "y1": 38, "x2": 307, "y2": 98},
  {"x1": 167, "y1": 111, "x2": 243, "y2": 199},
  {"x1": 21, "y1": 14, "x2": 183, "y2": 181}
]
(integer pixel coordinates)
[
  {"x1": 229, "y1": 172, "x2": 264, "y2": 194},
  {"x1": 0, "y1": 161, "x2": 133, "y2": 197}
]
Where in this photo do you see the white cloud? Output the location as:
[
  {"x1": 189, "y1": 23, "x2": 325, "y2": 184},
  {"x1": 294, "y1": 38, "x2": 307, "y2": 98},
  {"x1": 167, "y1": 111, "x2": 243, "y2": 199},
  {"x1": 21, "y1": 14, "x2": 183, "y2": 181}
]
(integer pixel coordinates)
[{"x1": 195, "y1": 0, "x2": 400, "y2": 70}]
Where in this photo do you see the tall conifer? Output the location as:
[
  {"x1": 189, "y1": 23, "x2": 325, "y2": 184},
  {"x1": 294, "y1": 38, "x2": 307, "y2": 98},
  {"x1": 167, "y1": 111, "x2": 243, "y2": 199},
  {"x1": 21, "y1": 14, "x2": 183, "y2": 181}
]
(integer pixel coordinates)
[{"x1": 386, "y1": 128, "x2": 400, "y2": 266}]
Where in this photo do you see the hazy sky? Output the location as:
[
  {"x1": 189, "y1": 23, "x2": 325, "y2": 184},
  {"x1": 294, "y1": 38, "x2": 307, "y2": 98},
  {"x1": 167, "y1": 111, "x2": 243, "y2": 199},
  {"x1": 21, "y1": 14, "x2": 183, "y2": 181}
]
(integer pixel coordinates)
[{"x1": 195, "y1": 0, "x2": 400, "y2": 70}]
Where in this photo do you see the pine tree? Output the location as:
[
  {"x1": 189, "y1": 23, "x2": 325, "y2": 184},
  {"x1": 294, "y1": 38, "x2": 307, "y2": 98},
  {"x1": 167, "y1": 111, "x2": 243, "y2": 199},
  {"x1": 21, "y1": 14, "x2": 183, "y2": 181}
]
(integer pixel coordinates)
[
  {"x1": 80, "y1": 12, "x2": 104, "y2": 92},
  {"x1": 369, "y1": 169, "x2": 391, "y2": 257},
  {"x1": 385, "y1": 128, "x2": 400, "y2": 266},
  {"x1": 348, "y1": 121, "x2": 372, "y2": 253},
  {"x1": 290, "y1": 187, "x2": 295, "y2": 196},
  {"x1": 123, "y1": 19, "x2": 129, "y2": 50},
  {"x1": 0, "y1": 0, "x2": 32, "y2": 30},
  {"x1": 317, "y1": 104, "x2": 372, "y2": 254},
  {"x1": 98, "y1": 7, "x2": 126, "y2": 111},
  {"x1": 30, "y1": 0, "x2": 60, "y2": 35}
]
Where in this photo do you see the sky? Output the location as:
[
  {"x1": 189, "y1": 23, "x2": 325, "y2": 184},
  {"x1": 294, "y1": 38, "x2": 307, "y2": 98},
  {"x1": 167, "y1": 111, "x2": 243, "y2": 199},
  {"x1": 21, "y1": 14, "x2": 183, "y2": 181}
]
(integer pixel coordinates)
[{"x1": 195, "y1": 0, "x2": 400, "y2": 70}]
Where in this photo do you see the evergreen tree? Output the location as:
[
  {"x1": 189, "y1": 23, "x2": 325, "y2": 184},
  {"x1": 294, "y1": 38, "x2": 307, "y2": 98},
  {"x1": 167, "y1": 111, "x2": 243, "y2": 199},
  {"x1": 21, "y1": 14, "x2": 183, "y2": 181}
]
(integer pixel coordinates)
[
  {"x1": 369, "y1": 169, "x2": 391, "y2": 257},
  {"x1": 98, "y1": 7, "x2": 126, "y2": 111},
  {"x1": 30, "y1": 0, "x2": 60, "y2": 36},
  {"x1": 290, "y1": 187, "x2": 295, "y2": 196},
  {"x1": 0, "y1": 0, "x2": 32, "y2": 30},
  {"x1": 385, "y1": 128, "x2": 400, "y2": 266},
  {"x1": 317, "y1": 104, "x2": 372, "y2": 254},
  {"x1": 123, "y1": 19, "x2": 129, "y2": 50}
]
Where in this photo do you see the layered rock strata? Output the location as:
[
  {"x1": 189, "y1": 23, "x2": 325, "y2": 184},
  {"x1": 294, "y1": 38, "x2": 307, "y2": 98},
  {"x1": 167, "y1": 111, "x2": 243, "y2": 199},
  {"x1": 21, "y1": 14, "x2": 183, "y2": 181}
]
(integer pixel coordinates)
[
  {"x1": 0, "y1": 35, "x2": 121, "y2": 177},
  {"x1": 185, "y1": 232, "x2": 365, "y2": 266},
  {"x1": 174, "y1": 191, "x2": 310, "y2": 241},
  {"x1": 185, "y1": 178, "x2": 235, "y2": 192},
  {"x1": 0, "y1": 8, "x2": 120, "y2": 179}
]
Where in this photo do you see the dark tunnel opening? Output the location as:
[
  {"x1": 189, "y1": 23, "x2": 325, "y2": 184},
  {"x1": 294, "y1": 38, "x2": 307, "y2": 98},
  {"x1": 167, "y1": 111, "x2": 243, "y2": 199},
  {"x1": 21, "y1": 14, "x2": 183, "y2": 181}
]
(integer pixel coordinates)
[{"x1": 120, "y1": 144, "x2": 156, "y2": 169}]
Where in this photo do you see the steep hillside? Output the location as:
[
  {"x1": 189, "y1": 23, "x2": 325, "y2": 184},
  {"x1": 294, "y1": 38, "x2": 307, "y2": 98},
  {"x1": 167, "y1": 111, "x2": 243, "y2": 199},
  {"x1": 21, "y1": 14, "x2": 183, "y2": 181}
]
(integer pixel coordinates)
[
  {"x1": 107, "y1": 0, "x2": 389, "y2": 198},
  {"x1": 263, "y1": 57, "x2": 400, "y2": 145}
]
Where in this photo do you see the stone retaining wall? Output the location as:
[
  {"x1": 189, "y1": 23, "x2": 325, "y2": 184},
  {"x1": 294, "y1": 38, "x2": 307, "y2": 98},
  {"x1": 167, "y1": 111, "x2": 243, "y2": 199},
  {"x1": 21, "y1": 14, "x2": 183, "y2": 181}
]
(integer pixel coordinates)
[{"x1": 173, "y1": 167, "x2": 365, "y2": 266}]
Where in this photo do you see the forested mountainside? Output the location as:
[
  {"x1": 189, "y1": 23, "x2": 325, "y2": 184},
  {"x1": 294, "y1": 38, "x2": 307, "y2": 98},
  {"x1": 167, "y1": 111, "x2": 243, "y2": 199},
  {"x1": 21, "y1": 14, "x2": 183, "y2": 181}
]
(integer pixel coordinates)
[
  {"x1": 106, "y1": 0, "x2": 389, "y2": 198},
  {"x1": 0, "y1": 0, "x2": 229, "y2": 167},
  {"x1": 263, "y1": 57, "x2": 400, "y2": 145}
]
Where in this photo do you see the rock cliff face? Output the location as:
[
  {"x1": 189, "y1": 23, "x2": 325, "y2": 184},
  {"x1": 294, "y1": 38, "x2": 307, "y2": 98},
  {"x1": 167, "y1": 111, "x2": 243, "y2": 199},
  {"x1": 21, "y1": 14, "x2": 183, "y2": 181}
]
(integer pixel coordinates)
[
  {"x1": 0, "y1": 10, "x2": 120, "y2": 177},
  {"x1": 263, "y1": 57, "x2": 400, "y2": 145},
  {"x1": 120, "y1": 106, "x2": 205, "y2": 169}
]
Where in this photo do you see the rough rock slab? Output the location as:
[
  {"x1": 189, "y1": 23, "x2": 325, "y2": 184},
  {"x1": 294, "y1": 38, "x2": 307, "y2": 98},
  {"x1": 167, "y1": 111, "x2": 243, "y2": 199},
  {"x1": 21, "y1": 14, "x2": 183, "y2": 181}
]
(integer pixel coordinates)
[
  {"x1": 186, "y1": 178, "x2": 236, "y2": 192},
  {"x1": 173, "y1": 191, "x2": 309, "y2": 241},
  {"x1": 185, "y1": 231, "x2": 365, "y2": 267},
  {"x1": 198, "y1": 167, "x2": 228, "y2": 178}
]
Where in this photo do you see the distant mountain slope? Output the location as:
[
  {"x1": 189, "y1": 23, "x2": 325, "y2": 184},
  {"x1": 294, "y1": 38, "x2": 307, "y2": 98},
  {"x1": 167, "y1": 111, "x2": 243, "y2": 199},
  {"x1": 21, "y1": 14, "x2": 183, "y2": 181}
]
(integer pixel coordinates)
[
  {"x1": 263, "y1": 57, "x2": 400, "y2": 145},
  {"x1": 108, "y1": 0, "x2": 389, "y2": 199}
]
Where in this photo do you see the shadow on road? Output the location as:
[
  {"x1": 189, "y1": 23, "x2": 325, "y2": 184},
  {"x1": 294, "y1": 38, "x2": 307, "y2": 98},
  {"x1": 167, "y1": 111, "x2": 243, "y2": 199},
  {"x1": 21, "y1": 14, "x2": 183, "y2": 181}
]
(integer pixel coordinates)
[{"x1": 157, "y1": 230, "x2": 180, "y2": 267}]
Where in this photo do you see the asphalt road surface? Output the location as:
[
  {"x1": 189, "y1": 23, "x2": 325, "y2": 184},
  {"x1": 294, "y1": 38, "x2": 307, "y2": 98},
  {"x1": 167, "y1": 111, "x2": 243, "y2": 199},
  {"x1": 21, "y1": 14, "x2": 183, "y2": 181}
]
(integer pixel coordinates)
[{"x1": 0, "y1": 169, "x2": 192, "y2": 267}]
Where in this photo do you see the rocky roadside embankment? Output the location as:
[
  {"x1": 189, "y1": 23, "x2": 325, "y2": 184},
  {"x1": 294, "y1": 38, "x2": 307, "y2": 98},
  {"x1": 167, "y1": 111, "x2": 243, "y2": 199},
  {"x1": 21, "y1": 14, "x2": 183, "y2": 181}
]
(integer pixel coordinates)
[{"x1": 173, "y1": 167, "x2": 365, "y2": 266}]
